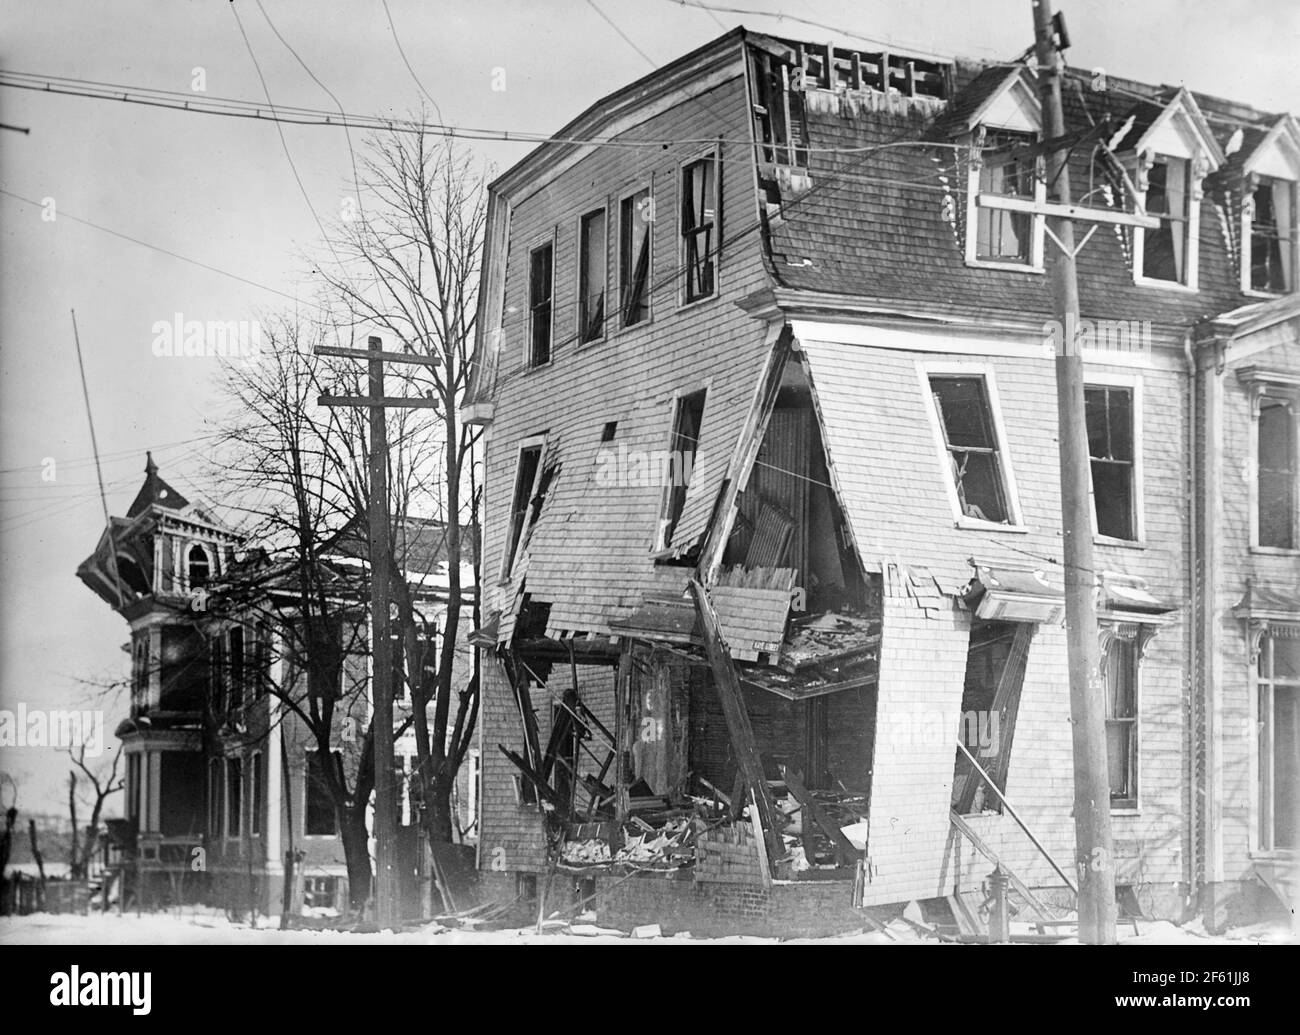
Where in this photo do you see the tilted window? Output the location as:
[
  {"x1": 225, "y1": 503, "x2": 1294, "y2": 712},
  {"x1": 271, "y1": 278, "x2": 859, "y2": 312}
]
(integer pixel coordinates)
[
  {"x1": 657, "y1": 390, "x2": 706, "y2": 551},
  {"x1": 1259, "y1": 396, "x2": 1298, "y2": 549},
  {"x1": 681, "y1": 157, "x2": 718, "y2": 303},
  {"x1": 502, "y1": 442, "x2": 545, "y2": 578},
  {"x1": 1085, "y1": 386, "x2": 1136, "y2": 540},
  {"x1": 619, "y1": 189, "x2": 652, "y2": 328},
  {"x1": 1142, "y1": 155, "x2": 1192, "y2": 283},
  {"x1": 750, "y1": 48, "x2": 808, "y2": 168},
  {"x1": 1249, "y1": 176, "x2": 1297, "y2": 293},
  {"x1": 578, "y1": 208, "x2": 607, "y2": 344},
  {"x1": 929, "y1": 376, "x2": 1011, "y2": 524},
  {"x1": 528, "y1": 242, "x2": 553, "y2": 367}
]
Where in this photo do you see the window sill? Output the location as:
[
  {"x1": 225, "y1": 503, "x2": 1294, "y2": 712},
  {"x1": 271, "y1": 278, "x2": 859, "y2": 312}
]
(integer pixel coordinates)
[
  {"x1": 1242, "y1": 288, "x2": 1291, "y2": 301},
  {"x1": 1133, "y1": 276, "x2": 1198, "y2": 293},
  {"x1": 1250, "y1": 546, "x2": 1300, "y2": 557},
  {"x1": 1110, "y1": 805, "x2": 1140, "y2": 816},
  {"x1": 575, "y1": 334, "x2": 606, "y2": 352},
  {"x1": 677, "y1": 293, "x2": 718, "y2": 314},
  {"x1": 966, "y1": 259, "x2": 1045, "y2": 275},
  {"x1": 1094, "y1": 536, "x2": 1146, "y2": 550},
  {"x1": 523, "y1": 357, "x2": 555, "y2": 374},
  {"x1": 954, "y1": 517, "x2": 1029, "y2": 534},
  {"x1": 615, "y1": 316, "x2": 654, "y2": 337}
]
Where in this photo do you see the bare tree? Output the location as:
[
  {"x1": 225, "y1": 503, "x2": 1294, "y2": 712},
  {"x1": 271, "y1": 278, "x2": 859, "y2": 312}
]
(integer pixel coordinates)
[
  {"x1": 65, "y1": 745, "x2": 124, "y2": 880},
  {"x1": 315, "y1": 123, "x2": 488, "y2": 909}
]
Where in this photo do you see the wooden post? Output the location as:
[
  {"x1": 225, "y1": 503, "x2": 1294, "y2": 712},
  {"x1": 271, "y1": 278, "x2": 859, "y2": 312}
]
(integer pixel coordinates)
[{"x1": 1031, "y1": 0, "x2": 1117, "y2": 944}]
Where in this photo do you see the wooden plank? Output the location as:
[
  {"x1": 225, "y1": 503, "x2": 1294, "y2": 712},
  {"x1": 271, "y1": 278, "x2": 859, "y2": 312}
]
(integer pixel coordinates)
[
  {"x1": 749, "y1": 789, "x2": 773, "y2": 889},
  {"x1": 781, "y1": 765, "x2": 859, "y2": 863},
  {"x1": 690, "y1": 580, "x2": 783, "y2": 866},
  {"x1": 976, "y1": 192, "x2": 1161, "y2": 229},
  {"x1": 955, "y1": 741, "x2": 1079, "y2": 896},
  {"x1": 949, "y1": 810, "x2": 1055, "y2": 922}
]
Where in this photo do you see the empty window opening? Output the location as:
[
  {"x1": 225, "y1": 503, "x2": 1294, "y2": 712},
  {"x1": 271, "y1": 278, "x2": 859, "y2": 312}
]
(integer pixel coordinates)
[
  {"x1": 1259, "y1": 396, "x2": 1297, "y2": 550},
  {"x1": 1142, "y1": 155, "x2": 1191, "y2": 283},
  {"x1": 208, "y1": 758, "x2": 223, "y2": 838},
  {"x1": 620, "y1": 189, "x2": 652, "y2": 327},
  {"x1": 976, "y1": 131, "x2": 1037, "y2": 263},
  {"x1": 187, "y1": 544, "x2": 211, "y2": 588},
  {"x1": 657, "y1": 390, "x2": 707, "y2": 550},
  {"x1": 1104, "y1": 637, "x2": 1139, "y2": 807},
  {"x1": 306, "y1": 749, "x2": 339, "y2": 836},
  {"x1": 517, "y1": 872, "x2": 539, "y2": 907},
  {"x1": 226, "y1": 757, "x2": 242, "y2": 837},
  {"x1": 1258, "y1": 631, "x2": 1300, "y2": 850},
  {"x1": 250, "y1": 752, "x2": 263, "y2": 837},
  {"x1": 229, "y1": 626, "x2": 245, "y2": 709},
  {"x1": 750, "y1": 48, "x2": 809, "y2": 168},
  {"x1": 600, "y1": 421, "x2": 618, "y2": 442},
  {"x1": 1086, "y1": 385, "x2": 1136, "y2": 540},
  {"x1": 578, "y1": 208, "x2": 607, "y2": 343},
  {"x1": 682, "y1": 157, "x2": 718, "y2": 303},
  {"x1": 1250, "y1": 177, "x2": 1295, "y2": 293},
  {"x1": 529, "y1": 242, "x2": 554, "y2": 366},
  {"x1": 951, "y1": 620, "x2": 1033, "y2": 814},
  {"x1": 929, "y1": 376, "x2": 1012, "y2": 524},
  {"x1": 503, "y1": 443, "x2": 544, "y2": 578}
]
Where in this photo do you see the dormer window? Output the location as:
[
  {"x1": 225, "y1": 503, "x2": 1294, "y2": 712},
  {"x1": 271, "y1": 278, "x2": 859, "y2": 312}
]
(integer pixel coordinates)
[
  {"x1": 1247, "y1": 176, "x2": 1296, "y2": 293},
  {"x1": 1141, "y1": 155, "x2": 1192, "y2": 284},
  {"x1": 187, "y1": 544, "x2": 211, "y2": 589},
  {"x1": 975, "y1": 131, "x2": 1040, "y2": 265}
]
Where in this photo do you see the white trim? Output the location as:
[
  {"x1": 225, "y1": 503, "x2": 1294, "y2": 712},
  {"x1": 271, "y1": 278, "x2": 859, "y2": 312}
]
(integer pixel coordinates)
[
  {"x1": 792, "y1": 319, "x2": 1052, "y2": 359},
  {"x1": 616, "y1": 181, "x2": 654, "y2": 332},
  {"x1": 525, "y1": 233, "x2": 556, "y2": 369},
  {"x1": 1240, "y1": 175, "x2": 1299, "y2": 296},
  {"x1": 1250, "y1": 387, "x2": 1300, "y2": 550},
  {"x1": 964, "y1": 130, "x2": 1046, "y2": 271},
  {"x1": 1082, "y1": 372, "x2": 1145, "y2": 544},
  {"x1": 653, "y1": 381, "x2": 712, "y2": 553},
  {"x1": 916, "y1": 361, "x2": 1026, "y2": 530}
]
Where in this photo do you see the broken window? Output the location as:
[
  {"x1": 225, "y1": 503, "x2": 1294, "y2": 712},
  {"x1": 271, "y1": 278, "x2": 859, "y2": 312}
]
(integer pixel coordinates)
[
  {"x1": 1104, "y1": 637, "x2": 1138, "y2": 807},
  {"x1": 502, "y1": 442, "x2": 544, "y2": 578},
  {"x1": 226, "y1": 756, "x2": 242, "y2": 837},
  {"x1": 528, "y1": 241, "x2": 553, "y2": 366},
  {"x1": 976, "y1": 130, "x2": 1037, "y2": 263},
  {"x1": 1258, "y1": 630, "x2": 1300, "y2": 850},
  {"x1": 619, "y1": 188, "x2": 651, "y2": 327},
  {"x1": 578, "y1": 208, "x2": 607, "y2": 343},
  {"x1": 929, "y1": 375, "x2": 1012, "y2": 524},
  {"x1": 657, "y1": 390, "x2": 706, "y2": 550},
  {"x1": 750, "y1": 47, "x2": 808, "y2": 167},
  {"x1": 1249, "y1": 176, "x2": 1296, "y2": 293},
  {"x1": 1141, "y1": 155, "x2": 1191, "y2": 283},
  {"x1": 951, "y1": 620, "x2": 1033, "y2": 814},
  {"x1": 1086, "y1": 385, "x2": 1136, "y2": 540},
  {"x1": 305, "y1": 749, "x2": 339, "y2": 836},
  {"x1": 1259, "y1": 396, "x2": 1297, "y2": 550},
  {"x1": 681, "y1": 156, "x2": 718, "y2": 303}
]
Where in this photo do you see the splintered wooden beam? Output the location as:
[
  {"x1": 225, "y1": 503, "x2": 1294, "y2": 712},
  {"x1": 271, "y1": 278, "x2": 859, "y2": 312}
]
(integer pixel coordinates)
[
  {"x1": 498, "y1": 745, "x2": 562, "y2": 808},
  {"x1": 689, "y1": 580, "x2": 783, "y2": 867},
  {"x1": 780, "y1": 765, "x2": 859, "y2": 863},
  {"x1": 314, "y1": 345, "x2": 441, "y2": 366}
]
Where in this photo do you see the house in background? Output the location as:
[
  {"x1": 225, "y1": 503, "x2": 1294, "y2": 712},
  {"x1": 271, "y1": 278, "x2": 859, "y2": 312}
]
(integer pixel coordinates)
[
  {"x1": 463, "y1": 26, "x2": 1299, "y2": 935},
  {"x1": 77, "y1": 455, "x2": 479, "y2": 917}
]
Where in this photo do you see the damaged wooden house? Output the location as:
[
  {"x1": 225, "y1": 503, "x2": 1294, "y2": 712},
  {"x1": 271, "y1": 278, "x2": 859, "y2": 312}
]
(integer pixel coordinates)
[{"x1": 462, "y1": 26, "x2": 1300, "y2": 935}]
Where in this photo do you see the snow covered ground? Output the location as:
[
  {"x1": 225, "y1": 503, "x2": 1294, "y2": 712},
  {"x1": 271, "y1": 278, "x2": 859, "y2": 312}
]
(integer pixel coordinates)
[{"x1": 1, "y1": 908, "x2": 1295, "y2": 945}]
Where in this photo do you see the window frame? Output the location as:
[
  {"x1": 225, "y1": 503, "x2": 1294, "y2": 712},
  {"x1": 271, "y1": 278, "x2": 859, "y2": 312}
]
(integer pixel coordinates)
[
  {"x1": 526, "y1": 234, "x2": 555, "y2": 369},
  {"x1": 185, "y1": 542, "x2": 213, "y2": 593},
  {"x1": 250, "y1": 750, "x2": 263, "y2": 837},
  {"x1": 966, "y1": 128, "x2": 1047, "y2": 272},
  {"x1": 208, "y1": 757, "x2": 223, "y2": 839},
  {"x1": 1242, "y1": 174, "x2": 1299, "y2": 297},
  {"x1": 225, "y1": 755, "x2": 243, "y2": 840},
  {"x1": 1252, "y1": 627, "x2": 1300, "y2": 853},
  {"x1": 575, "y1": 205, "x2": 609, "y2": 347},
  {"x1": 617, "y1": 182, "x2": 654, "y2": 331},
  {"x1": 1133, "y1": 151, "x2": 1201, "y2": 291},
  {"x1": 1101, "y1": 634, "x2": 1141, "y2": 810},
  {"x1": 304, "y1": 748, "x2": 340, "y2": 838},
  {"x1": 1085, "y1": 373, "x2": 1145, "y2": 546},
  {"x1": 653, "y1": 387, "x2": 708, "y2": 553},
  {"x1": 678, "y1": 149, "x2": 721, "y2": 308},
  {"x1": 918, "y1": 363, "x2": 1026, "y2": 532},
  {"x1": 500, "y1": 435, "x2": 548, "y2": 582},
  {"x1": 1250, "y1": 384, "x2": 1300, "y2": 554}
]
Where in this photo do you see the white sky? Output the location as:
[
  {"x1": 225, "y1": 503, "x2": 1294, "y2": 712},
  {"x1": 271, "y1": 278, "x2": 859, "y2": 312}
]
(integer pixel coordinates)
[{"x1": 1, "y1": 0, "x2": 1297, "y2": 814}]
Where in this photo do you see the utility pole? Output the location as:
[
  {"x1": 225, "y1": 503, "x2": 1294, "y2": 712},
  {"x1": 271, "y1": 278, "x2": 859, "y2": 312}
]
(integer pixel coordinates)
[
  {"x1": 319, "y1": 335, "x2": 440, "y2": 929},
  {"x1": 1031, "y1": 0, "x2": 1117, "y2": 943}
]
